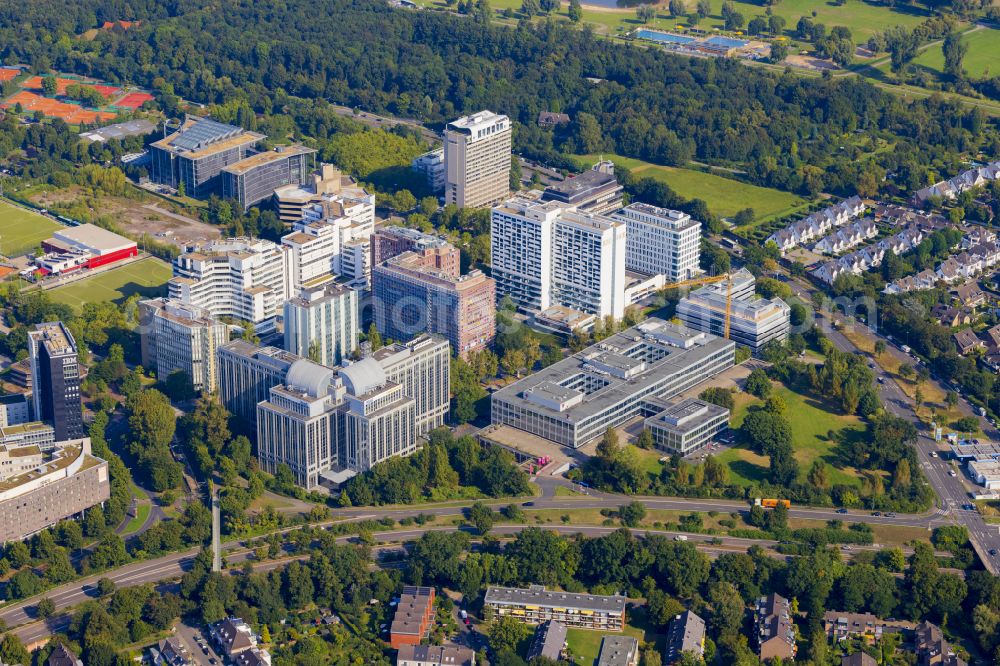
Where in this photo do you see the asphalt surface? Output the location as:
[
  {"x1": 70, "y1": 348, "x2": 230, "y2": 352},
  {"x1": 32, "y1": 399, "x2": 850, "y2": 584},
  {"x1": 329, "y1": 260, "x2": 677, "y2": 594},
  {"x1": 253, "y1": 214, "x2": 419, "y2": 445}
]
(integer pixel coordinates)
[{"x1": 787, "y1": 275, "x2": 1000, "y2": 574}]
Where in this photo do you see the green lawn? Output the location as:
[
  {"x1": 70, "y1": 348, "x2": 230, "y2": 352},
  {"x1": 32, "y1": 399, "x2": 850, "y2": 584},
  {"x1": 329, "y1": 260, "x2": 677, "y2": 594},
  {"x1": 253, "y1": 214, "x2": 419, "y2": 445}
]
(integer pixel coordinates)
[
  {"x1": 572, "y1": 154, "x2": 809, "y2": 221},
  {"x1": 715, "y1": 384, "x2": 867, "y2": 487},
  {"x1": 0, "y1": 200, "x2": 61, "y2": 257},
  {"x1": 120, "y1": 502, "x2": 151, "y2": 536},
  {"x1": 905, "y1": 26, "x2": 1000, "y2": 79},
  {"x1": 46, "y1": 257, "x2": 172, "y2": 311},
  {"x1": 566, "y1": 622, "x2": 652, "y2": 666}
]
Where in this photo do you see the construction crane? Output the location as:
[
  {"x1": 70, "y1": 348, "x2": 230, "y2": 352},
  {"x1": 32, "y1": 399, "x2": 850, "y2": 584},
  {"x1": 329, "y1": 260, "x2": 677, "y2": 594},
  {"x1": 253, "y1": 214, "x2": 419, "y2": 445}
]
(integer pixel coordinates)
[{"x1": 662, "y1": 272, "x2": 735, "y2": 340}]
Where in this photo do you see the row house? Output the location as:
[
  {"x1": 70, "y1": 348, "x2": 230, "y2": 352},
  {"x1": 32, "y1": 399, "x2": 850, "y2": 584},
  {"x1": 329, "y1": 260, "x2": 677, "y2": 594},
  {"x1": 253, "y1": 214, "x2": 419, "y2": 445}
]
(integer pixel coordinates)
[
  {"x1": 767, "y1": 196, "x2": 865, "y2": 254},
  {"x1": 814, "y1": 223, "x2": 924, "y2": 285},
  {"x1": 914, "y1": 160, "x2": 1000, "y2": 203},
  {"x1": 813, "y1": 218, "x2": 878, "y2": 255},
  {"x1": 884, "y1": 269, "x2": 938, "y2": 295},
  {"x1": 937, "y1": 243, "x2": 1000, "y2": 284},
  {"x1": 875, "y1": 204, "x2": 947, "y2": 230}
]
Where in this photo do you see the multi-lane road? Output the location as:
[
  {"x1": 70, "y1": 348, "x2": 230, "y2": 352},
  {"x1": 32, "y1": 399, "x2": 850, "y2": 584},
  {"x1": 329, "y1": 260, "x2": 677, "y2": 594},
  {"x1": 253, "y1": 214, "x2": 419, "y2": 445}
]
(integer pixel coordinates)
[{"x1": 786, "y1": 275, "x2": 1000, "y2": 573}]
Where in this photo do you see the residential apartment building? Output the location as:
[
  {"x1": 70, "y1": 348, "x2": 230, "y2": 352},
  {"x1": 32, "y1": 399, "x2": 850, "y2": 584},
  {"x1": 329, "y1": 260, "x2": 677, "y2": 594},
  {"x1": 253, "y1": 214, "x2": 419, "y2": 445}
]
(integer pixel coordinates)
[
  {"x1": 612, "y1": 203, "x2": 701, "y2": 281},
  {"x1": 217, "y1": 341, "x2": 301, "y2": 424},
  {"x1": 676, "y1": 268, "x2": 790, "y2": 353},
  {"x1": 221, "y1": 145, "x2": 316, "y2": 211},
  {"x1": 150, "y1": 116, "x2": 264, "y2": 198},
  {"x1": 48, "y1": 644, "x2": 84, "y2": 666},
  {"x1": 527, "y1": 621, "x2": 567, "y2": 662},
  {"x1": 372, "y1": 335, "x2": 451, "y2": 435},
  {"x1": 139, "y1": 298, "x2": 228, "y2": 393},
  {"x1": 0, "y1": 437, "x2": 109, "y2": 543},
  {"x1": 491, "y1": 320, "x2": 735, "y2": 448},
  {"x1": 212, "y1": 618, "x2": 258, "y2": 660},
  {"x1": 372, "y1": 227, "x2": 458, "y2": 268},
  {"x1": 29, "y1": 322, "x2": 83, "y2": 442},
  {"x1": 755, "y1": 593, "x2": 796, "y2": 662},
  {"x1": 484, "y1": 585, "x2": 626, "y2": 631},
  {"x1": 644, "y1": 397, "x2": 729, "y2": 455},
  {"x1": 169, "y1": 238, "x2": 289, "y2": 334},
  {"x1": 372, "y1": 243, "x2": 496, "y2": 358},
  {"x1": 541, "y1": 161, "x2": 623, "y2": 215},
  {"x1": 597, "y1": 637, "x2": 639, "y2": 666},
  {"x1": 397, "y1": 646, "x2": 474, "y2": 666},
  {"x1": 444, "y1": 111, "x2": 511, "y2": 208},
  {"x1": 391, "y1": 586, "x2": 437, "y2": 648},
  {"x1": 822, "y1": 611, "x2": 909, "y2": 645},
  {"x1": 152, "y1": 637, "x2": 193, "y2": 666},
  {"x1": 283, "y1": 283, "x2": 359, "y2": 367},
  {"x1": 411, "y1": 149, "x2": 445, "y2": 193},
  {"x1": 665, "y1": 611, "x2": 706, "y2": 664},
  {"x1": 491, "y1": 196, "x2": 627, "y2": 319}
]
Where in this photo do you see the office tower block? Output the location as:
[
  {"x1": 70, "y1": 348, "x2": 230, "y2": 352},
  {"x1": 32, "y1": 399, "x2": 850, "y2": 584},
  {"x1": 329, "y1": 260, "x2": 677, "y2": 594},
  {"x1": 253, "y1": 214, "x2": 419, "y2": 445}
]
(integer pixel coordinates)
[
  {"x1": 372, "y1": 241, "x2": 495, "y2": 358},
  {"x1": 139, "y1": 298, "x2": 229, "y2": 393},
  {"x1": 283, "y1": 283, "x2": 360, "y2": 367},
  {"x1": 611, "y1": 203, "x2": 701, "y2": 282},
  {"x1": 217, "y1": 341, "x2": 301, "y2": 424},
  {"x1": 221, "y1": 145, "x2": 316, "y2": 211},
  {"x1": 444, "y1": 111, "x2": 511, "y2": 209},
  {"x1": 372, "y1": 335, "x2": 450, "y2": 435},
  {"x1": 28, "y1": 322, "x2": 83, "y2": 442}
]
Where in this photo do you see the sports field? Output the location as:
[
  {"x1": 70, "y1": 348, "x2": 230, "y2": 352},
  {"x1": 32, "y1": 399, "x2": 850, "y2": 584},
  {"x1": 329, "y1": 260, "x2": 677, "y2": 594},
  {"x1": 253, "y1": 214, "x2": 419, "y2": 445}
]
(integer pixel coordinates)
[
  {"x1": 47, "y1": 257, "x2": 172, "y2": 311},
  {"x1": 0, "y1": 200, "x2": 61, "y2": 257},
  {"x1": 572, "y1": 153, "x2": 809, "y2": 221}
]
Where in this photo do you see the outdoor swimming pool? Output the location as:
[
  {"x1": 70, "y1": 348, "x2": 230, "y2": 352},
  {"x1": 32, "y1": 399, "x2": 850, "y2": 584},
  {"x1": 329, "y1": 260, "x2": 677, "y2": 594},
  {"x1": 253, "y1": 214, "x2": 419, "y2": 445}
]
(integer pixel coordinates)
[{"x1": 634, "y1": 30, "x2": 696, "y2": 45}]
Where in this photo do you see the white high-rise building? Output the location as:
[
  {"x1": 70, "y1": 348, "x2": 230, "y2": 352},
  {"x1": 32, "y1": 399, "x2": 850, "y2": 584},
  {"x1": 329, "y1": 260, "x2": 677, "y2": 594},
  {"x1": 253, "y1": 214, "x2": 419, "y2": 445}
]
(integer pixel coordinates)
[
  {"x1": 491, "y1": 197, "x2": 627, "y2": 320},
  {"x1": 444, "y1": 111, "x2": 511, "y2": 209},
  {"x1": 371, "y1": 335, "x2": 451, "y2": 435},
  {"x1": 169, "y1": 237, "x2": 289, "y2": 334},
  {"x1": 612, "y1": 203, "x2": 701, "y2": 282},
  {"x1": 551, "y1": 210, "x2": 627, "y2": 320},
  {"x1": 138, "y1": 298, "x2": 229, "y2": 393},
  {"x1": 281, "y1": 222, "x2": 339, "y2": 291},
  {"x1": 283, "y1": 282, "x2": 360, "y2": 367}
]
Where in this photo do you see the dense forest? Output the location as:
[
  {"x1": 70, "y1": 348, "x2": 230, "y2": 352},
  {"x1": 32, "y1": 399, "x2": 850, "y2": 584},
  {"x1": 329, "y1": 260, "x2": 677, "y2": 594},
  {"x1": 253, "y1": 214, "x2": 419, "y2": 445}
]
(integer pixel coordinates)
[{"x1": 0, "y1": 0, "x2": 997, "y2": 199}]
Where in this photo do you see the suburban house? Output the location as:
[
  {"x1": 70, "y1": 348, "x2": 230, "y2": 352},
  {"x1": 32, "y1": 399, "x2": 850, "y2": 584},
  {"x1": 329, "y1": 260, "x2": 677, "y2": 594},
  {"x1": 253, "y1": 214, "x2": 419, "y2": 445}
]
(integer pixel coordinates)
[
  {"x1": 952, "y1": 281, "x2": 987, "y2": 308},
  {"x1": 931, "y1": 305, "x2": 972, "y2": 328},
  {"x1": 913, "y1": 161, "x2": 1000, "y2": 203},
  {"x1": 914, "y1": 621, "x2": 967, "y2": 666},
  {"x1": 767, "y1": 196, "x2": 865, "y2": 254},
  {"x1": 537, "y1": 112, "x2": 571, "y2": 128},
  {"x1": 812, "y1": 219, "x2": 878, "y2": 255},
  {"x1": 953, "y1": 329, "x2": 985, "y2": 355},
  {"x1": 755, "y1": 593, "x2": 796, "y2": 662}
]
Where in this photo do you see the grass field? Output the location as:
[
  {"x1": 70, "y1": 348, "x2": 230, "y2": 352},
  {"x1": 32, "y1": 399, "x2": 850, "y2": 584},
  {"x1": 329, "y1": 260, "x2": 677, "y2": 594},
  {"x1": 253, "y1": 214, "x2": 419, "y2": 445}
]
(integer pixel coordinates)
[
  {"x1": 715, "y1": 384, "x2": 867, "y2": 486},
  {"x1": 572, "y1": 154, "x2": 809, "y2": 221},
  {"x1": 120, "y1": 503, "x2": 151, "y2": 536},
  {"x1": 46, "y1": 257, "x2": 172, "y2": 311},
  {"x1": 414, "y1": 0, "x2": 933, "y2": 43},
  {"x1": 905, "y1": 26, "x2": 1000, "y2": 80},
  {"x1": 0, "y1": 200, "x2": 61, "y2": 257},
  {"x1": 566, "y1": 609, "x2": 660, "y2": 666}
]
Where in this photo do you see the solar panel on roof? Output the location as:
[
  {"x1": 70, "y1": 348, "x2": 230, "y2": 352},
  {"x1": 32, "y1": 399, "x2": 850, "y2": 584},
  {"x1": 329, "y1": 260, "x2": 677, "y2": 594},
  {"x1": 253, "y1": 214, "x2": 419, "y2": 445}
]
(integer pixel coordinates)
[{"x1": 172, "y1": 118, "x2": 244, "y2": 151}]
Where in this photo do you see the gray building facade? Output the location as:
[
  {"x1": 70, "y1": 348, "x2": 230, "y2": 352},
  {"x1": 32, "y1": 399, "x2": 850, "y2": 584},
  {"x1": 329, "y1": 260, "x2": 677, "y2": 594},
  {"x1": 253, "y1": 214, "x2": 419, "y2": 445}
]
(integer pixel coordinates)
[
  {"x1": 29, "y1": 322, "x2": 83, "y2": 442},
  {"x1": 221, "y1": 146, "x2": 316, "y2": 211}
]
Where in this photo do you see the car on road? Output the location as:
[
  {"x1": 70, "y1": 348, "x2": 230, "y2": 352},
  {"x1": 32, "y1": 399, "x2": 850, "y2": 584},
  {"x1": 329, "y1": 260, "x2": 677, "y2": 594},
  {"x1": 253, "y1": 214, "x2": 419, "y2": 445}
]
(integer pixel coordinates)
[
  {"x1": 930, "y1": 451, "x2": 938, "y2": 457},
  {"x1": 871, "y1": 511, "x2": 881, "y2": 516},
  {"x1": 963, "y1": 504, "x2": 975, "y2": 511},
  {"x1": 885, "y1": 512, "x2": 896, "y2": 517},
  {"x1": 877, "y1": 376, "x2": 884, "y2": 383},
  {"x1": 674, "y1": 535, "x2": 688, "y2": 541},
  {"x1": 949, "y1": 470, "x2": 958, "y2": 477},
  {"x1": 523, "y1": 501, "x2": 534, "y2": 507},
  {"x1": 990, "y1": 549, "x2": 998, "y2": 556},
  {"x1": 836, "y1": 508, "x2": 848, "y2": 514}
]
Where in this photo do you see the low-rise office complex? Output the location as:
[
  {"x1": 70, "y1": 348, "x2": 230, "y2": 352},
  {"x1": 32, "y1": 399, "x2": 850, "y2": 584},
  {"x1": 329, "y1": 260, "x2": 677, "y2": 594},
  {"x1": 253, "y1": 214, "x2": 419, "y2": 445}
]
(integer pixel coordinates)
[
  {"x1": 283, "y1": 282, "x2": 359, "y2": 367},
  {"x1": 150, "y1": 116, "x2": 264, "y2": 198},
  {"x1": 541, "y1": 161, "x2": 623, "y2": 214},
  {"x1": 491, "y1": 319, "x2": 734, "y2": 448},
  {"x1": 676, "y1": 268, "x2": 790, "y2": 354},
  {"x1": 484, "y1": 585, "x2": 626, "y2": 631},
  {"x1": 0, "y1": 437, "x2": 109, "y2": 542},
  {"x1": 221, "y1": 145, "x2": 316, "y2": 211},
  {"x1": 139, "y1": 298, "x2": 228, "y2": 393},
  {"x1": 644, "y1": 397, "x2": 729, "y2": 455},
  {"x1": 372, "y1": 239, "x2": 495, "y2": 358}
]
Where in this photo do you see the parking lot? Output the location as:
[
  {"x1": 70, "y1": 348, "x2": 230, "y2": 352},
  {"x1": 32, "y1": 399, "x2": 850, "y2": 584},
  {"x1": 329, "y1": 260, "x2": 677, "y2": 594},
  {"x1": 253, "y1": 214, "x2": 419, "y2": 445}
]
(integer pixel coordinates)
[{"x1": 174, "y1": 621, "x2": 224, "y2": 666}]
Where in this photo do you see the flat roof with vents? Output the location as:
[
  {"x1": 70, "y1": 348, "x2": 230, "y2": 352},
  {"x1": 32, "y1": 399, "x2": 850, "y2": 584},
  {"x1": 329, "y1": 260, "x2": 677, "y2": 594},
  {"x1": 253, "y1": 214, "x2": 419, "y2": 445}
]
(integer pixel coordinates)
[
  {"x1": 152, "y1": 116, "x2": 263, "y2": 159},
  {"x1": 485, "y1": 585, "x2": 626, "y2": 614}
]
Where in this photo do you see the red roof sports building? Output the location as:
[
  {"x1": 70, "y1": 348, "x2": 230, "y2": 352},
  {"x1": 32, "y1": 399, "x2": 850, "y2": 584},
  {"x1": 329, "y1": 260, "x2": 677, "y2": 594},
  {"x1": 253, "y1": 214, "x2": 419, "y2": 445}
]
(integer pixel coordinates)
[{"x1": 34, "y1": 224, "x2": 137, "y2": 276}]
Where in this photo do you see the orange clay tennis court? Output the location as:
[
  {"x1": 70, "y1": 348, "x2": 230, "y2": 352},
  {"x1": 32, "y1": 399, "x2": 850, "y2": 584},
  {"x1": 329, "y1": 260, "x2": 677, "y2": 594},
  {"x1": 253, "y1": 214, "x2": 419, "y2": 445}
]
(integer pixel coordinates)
[
  {"x1": 0, "y1": 68, "x2": 18, "y2": 82},
  {"x1": 1, "y1": 90, "x2": 116, "y2": 124}
]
